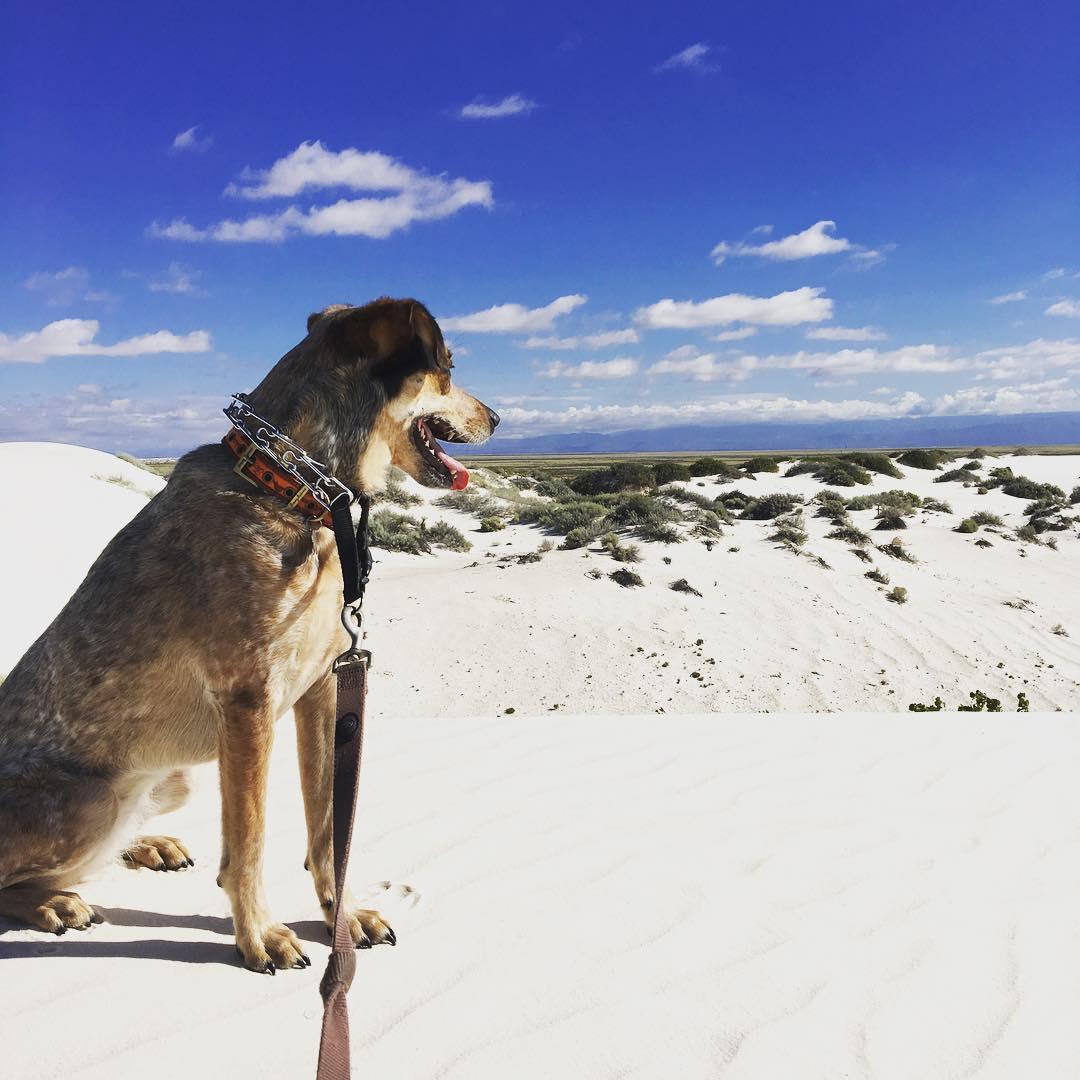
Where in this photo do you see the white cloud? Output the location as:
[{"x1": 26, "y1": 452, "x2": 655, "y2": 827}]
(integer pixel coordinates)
[
  {"x1": 989, "y1": 290, "x2": 1027, "y2": 305},
  {"x1": 148, "y1": 262, "x2": 203, "y2": 295},
  {"x1": 151, "y1": 141, "x2": 493, "y2": 242},
  {"x1": 1046, "y1": 299, "x2": 1080, "y2": 318},
  {"x1": 24, "y1": 266, "x2": 93, "y2": 307},
  {"x1": 520, "y1": 328, "x2": 639, "y2": 350},
  {"x1": 653, "y1": 43, "x2": 717, "y2": 73},
  {"x1": 711, "y1": 220, "x2": 866, "y2": 264},
  {"x1": 441, "y1": 294, "x2": 587, "y2": 333},
  {"x1": 635, "y1": 287, "x2": 832, "y2": 328},
  {"x1": 0, "y1": 319, "x2": 211, "y2": 364},
  {"x1": 648, "y1": 346, "x2": 743, "y2": 382},
  {"x1": 459, "y1": 94, "x2": 538, "y2": 119},
  {"x1": 806, "y1": 325, "x2": 887, "y2": 342},
  {"x1": 171, "y1": 126, "x2": 212, "y2": 152},
  {"x1": 931, "y1": 379, "x2": 1080, "y2": 416},
  {"x1": 1044, "y1": 268, "x2": 1067, "y2": 280},
  {"x1": 871, "y1": 386, "x2": 897, "y2": 396},
  {"x1": 538, "y1": 357, "x2": 640, "y2": 379},
  {"x1": 710, "y1": 326, "x2": 758, "y2": 342}
]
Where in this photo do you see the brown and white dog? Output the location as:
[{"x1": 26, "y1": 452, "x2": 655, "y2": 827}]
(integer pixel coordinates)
[{"x1": 0, "y1": 297, "x2": 498, "y2": 972}]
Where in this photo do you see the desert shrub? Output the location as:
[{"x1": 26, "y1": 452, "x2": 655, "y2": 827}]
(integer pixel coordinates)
[
  {"x1": 986, "y1": 466, "x2": 1014, "y2": 483},
  {"x1": 741, "y1": 455, "x2": 780, "y2": 474},
  {"x1": 506, "y1": 475, "x2": 537, "y2": 491},
  {"x1": 717, "y1": 489, "x2": 753, "y2": 511},
  {"x1": 878, "y1": 537, "x2": 916, "y2": 562},
  {"x1": 435, "y1": 490, "x2": 502, "y2": 516},
  {"x1": 975, "y1": 538, "x2": 993, "y2": 548},
  {"x1": 1015, "y1": 524, "x2": 1040, "y2": 543},
  {"x1": 935, "y1": 468, "x2": 981, "y2": 485},
  {"x1": 638, "y1": 522, "x2": 683, "y2": 544},
  {"x1": 692, "y1": 510, "x2": 726, "y2": 536},
  {"x1": 875, "y1": 509, "x2": 909, "y2": 530},
  {"x1": 606, "y1": 493, "x2": 681, "y2": 528},
  {"x1": 968, "y1": 447, "x2": 988, "y2": 459},
  {"x1": 516, "y1": 551, "x2": 543, "y2": 564},
  {"x1": 865, "y1": 568, "x2": 890, "y2": 584},
  {"x1": 847, "y1": 490, "x2": 922, "y2": 512},
  {"x1": 370, "y1": 511, "x2": 472, "y2": 554},
  {"x1": 955, "y1": 518, "x2": 979, "y2": 533},
  {"x1": 479, "y1": 516, "x2": 506, "y2": 532},
  {"x1": 372, "y1": 477, "x2": 423, "y2": 508},
  {"x1": 534, "y1": 477, "x2": 577, "y2": 500},
  {"x1": 740, "y1": 493, "x2": 804, "y2": 520},
  {"x1": 688, "y1": 456, "x2": 741, "y2": 479},
  {"x1": 840, "y1": 452, "x2": 904, "y2": 478},
  {"x1": 1070, "y1": 485, "x2": 1080, "y2": 505},
  {"x1": 962, "y1": 460, "x2": 983, "y2": 471},
  {"x1": 921, "y1": 498, "x2": 952, "y2": 514},
  {"x1": 896, "y1": 448, "x2": 950, "y2": 470},
  {"x1": 971, "y1": 511, "x2": 1004, "y2": 527},
  {"x1": 653, "y1": 462, "x2": 692, "y2": 485},
  {"x1": 670, "y1": 578, "x2": 702, "y2": 597},
  {"x1": 609, "y1": 568, "x2": 645, "y2": 588},
  {"x1": 611, "y1": 541, "x2": 643, "y2": 562},
  {"x1": 561, "y1": 522, "x2": 606, "y2": 549},
  {"x1": 814, "y1": 489, "x2": 849, "y2": 513},
  {"x1": 585, "y1": 567, "x2": 604, "y2": 580},
  {"x1": 570, "y1": 462, "x2": 656, "y2": 496},
  {"x1": 537, "y1": 540, "x2": 555, "y2": 553},
  {"x1": 827, "y1": 525, "x2": 871, "y2": 546},
  {"x1": 426, "y1": 521, "x2": 471, "y2": 552},
  {"x1": 542, "y1": 501, "x2": 608, "y2": 534},
  {"x1": 664, "y1": 487, "x2": 730, "y2": 520},
  {"x1": 1001, "y1": 477, "x2": 1066, "y2": 501},
  {"x1": 770, "y1": 522, "x2": 808, "y2": 547},
  {"x1": 786, "y1": 458, "x2": 870, "y2": 486},
  {"x1": 886, "y1": 586, "x2": 908, "y2": 604}
]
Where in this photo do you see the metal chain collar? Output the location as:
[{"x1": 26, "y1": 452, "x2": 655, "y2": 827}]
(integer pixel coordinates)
[{"x1": 223, "y1": 394, "x2": 354, "y2": 514}]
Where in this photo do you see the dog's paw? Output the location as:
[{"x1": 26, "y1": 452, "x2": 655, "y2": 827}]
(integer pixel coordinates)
[
  {"x1": 236, "y1": 923, "x2": 311, "y2": 974},
  {"x1": 11, "y1": 889, "x2": 102, "y2": 934},
  {"x1": 122, "y1": 835, "x2": 194, "y2": 871},
  {"x1": 339, "y1": 907, "x2": 397, "y2": 949}
]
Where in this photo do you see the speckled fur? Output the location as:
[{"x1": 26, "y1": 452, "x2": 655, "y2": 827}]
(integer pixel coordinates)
[{"x1": 0, "y1": 297, "x2": 497, "y2": 970}]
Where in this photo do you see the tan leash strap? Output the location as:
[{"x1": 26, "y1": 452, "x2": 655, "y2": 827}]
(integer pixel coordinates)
[{"x1": 316, "y1": 656, "x2": 368, "y2": 1080}]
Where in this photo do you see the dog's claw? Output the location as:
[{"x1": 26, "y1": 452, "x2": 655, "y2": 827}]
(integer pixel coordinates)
[
  {"x1": 357, "y1": 940, "x2": 372, "y2": 950},
  {"x1": 386, "y1": 930, "x2": 397, "y2": 946}
]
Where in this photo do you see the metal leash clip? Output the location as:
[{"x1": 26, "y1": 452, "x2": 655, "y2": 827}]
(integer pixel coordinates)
[{"x1": 334, "y1": 602, "x2": 372, "y2": 670}]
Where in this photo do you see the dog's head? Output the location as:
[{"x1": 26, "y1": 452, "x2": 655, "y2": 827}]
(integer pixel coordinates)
[{"x1": 252, "y1": 297, "x2": 498, "y2": 494}]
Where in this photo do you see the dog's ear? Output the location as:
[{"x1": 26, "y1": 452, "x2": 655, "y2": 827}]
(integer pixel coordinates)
[
  {"x1": 339, "y1": 299, "x2": 446, "y2": 367},
  {"x1": 307, "y1": 304, "x2": 351, "y2": 334}
]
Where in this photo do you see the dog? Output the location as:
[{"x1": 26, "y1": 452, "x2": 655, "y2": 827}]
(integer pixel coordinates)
[{"x1": 0, "y1": 297, "x2": 499, "y2": 972}]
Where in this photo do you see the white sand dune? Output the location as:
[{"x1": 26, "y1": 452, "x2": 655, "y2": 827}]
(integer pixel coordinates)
[
  {"x1": 2, "y1": 442, "x2": 1079, "y2": 1078},
  {"x1": 2, "y1": 711, "x2": 1079, "y2": 1079}
]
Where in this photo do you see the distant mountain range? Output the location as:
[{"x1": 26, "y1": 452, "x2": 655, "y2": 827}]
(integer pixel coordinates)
[{"x1": 467, "y1": 412, "x2": 1080, "y2": 455}]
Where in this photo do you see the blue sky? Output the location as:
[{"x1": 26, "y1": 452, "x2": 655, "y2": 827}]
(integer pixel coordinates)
[{"x1": 2, "y1": 1, "x2": 1078, "y2": 453}]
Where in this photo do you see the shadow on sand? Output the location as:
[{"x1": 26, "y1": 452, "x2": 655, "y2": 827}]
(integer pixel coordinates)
[{"x1": 0, "y1": 908, "x2": 332, "y2": 967}]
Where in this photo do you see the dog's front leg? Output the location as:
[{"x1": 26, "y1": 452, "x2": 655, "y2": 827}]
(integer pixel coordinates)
[
  {"x1": 218, "y1": 697, "x2": 311, "y2": 974},
  {"x1": 294, "y1": 675, "x2": 396, "y2": 949}
]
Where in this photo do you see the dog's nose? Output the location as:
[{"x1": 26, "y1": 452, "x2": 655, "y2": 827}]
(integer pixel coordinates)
[{"x1": 486, "y1": 407, "x2": 500, "y2": 430}]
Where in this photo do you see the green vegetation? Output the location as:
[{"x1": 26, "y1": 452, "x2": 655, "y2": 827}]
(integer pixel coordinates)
[
  {"x1": 784, "y1": 458, "x2": 871, "y2": 486},
  {"x1": 653, "y1": 462, "x2": 692, "y2": 484},
  {"x1": 955, "y1": 518, "x2": 979, "y2": 533},
  {"x1": 909, "y1": 690, "x2": 1030, "y2": 712},
  {"x1": 874, "y1": 509, "x2": 909, "y2": 530},
  {"x1": 826, "y1": 524, "x2": 871, "y2": 546},
  {"x1": 865, "y1": 568, "x2": 890, "y2": 585},
  {"x1": 935, "y1": 467, "x2": 981, "y2": 485},
  {"x1": 569, "y1": 462, "x2": 656, "y2": 495},
  {"x1": 670, "y1": 578, "x2": 702, "y2": 597},
  {"x1": 878, "y1": 537, "x2": 916, "y2": 562},
  {"x1": 479, "y1": 516, "x2": 506, "y2": 532},
  {"x1": 741, "y1": 456, "x2": 780, "y2": 474},
  {"x1": 609, "y1": 568, "x2": 645, "y2": 588},
  {"x1": 740, "y1": 493, "x2": 803, "y2": 520},
  {"x1": 369, "y1": 510, "x2": 471, "y2": 554},
  {"x1": 896, "y1": 448, "x2": 951, "y2": 470},
  {"x1": 885, "y1": 586, "x2": 908, "y2": 604}
]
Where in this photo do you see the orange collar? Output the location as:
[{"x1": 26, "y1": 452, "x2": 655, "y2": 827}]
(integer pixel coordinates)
[{"x1": 223, "y1": 426, "x2": 338, "y2": 527}]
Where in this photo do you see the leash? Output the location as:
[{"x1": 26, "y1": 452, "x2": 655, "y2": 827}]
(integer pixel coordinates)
[{"x1": 316, "y1": 493, "x2": 373, "y2": 1080}]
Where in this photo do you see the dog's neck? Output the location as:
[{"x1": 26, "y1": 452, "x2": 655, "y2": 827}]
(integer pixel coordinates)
[{"x1": 244, "y1": 338, "x2": 383, "y2": 494}]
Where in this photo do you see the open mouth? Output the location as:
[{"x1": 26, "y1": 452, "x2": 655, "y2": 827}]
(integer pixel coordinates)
[{"x1": 414, "y1": 416, "x2": 470, "y2": 490}]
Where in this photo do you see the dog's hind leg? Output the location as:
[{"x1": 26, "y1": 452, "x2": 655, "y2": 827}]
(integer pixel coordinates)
[
  {"x1": 293, "y1": 675, "x2": 395, "y2": 949},
  {"x1": 0, "y1": 772, "x2": 118, "y2": 932},
  {"x1": 120, "y1": 770, "x2": 196, "y2": 871},
  {"x1": 0, "y1": 883, "x2": 102, "y2": 933}
]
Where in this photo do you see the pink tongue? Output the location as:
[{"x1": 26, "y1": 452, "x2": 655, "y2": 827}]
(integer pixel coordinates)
[{"x1": 436, "y1": 446, "x2": 469, "y2": 490}]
